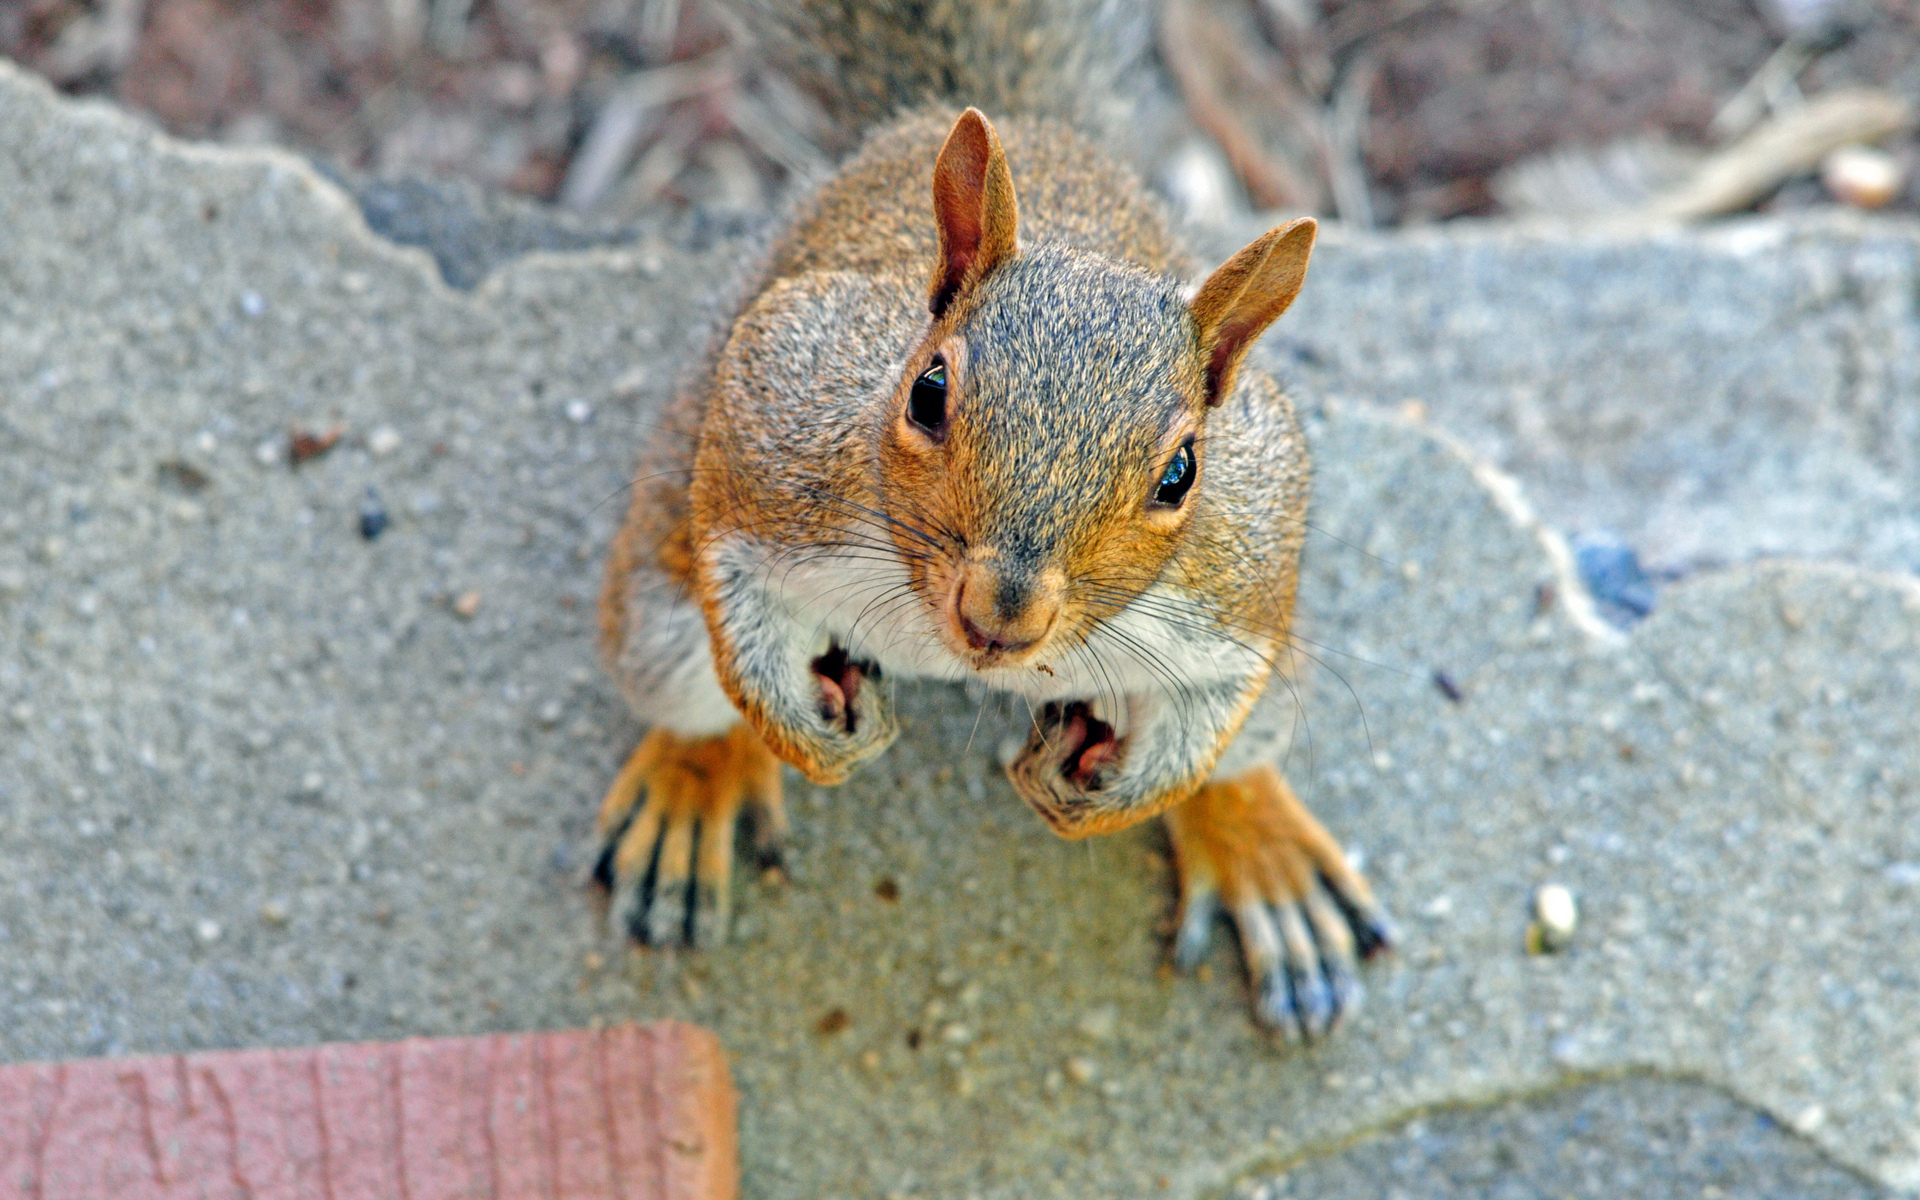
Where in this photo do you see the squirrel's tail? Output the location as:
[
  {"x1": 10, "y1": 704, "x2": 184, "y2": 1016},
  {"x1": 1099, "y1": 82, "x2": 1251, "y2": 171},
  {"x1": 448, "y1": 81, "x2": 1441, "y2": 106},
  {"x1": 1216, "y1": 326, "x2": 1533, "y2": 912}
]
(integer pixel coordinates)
[{"x1": 723, "y1": 0, "x2": 1153, "y2": 133}]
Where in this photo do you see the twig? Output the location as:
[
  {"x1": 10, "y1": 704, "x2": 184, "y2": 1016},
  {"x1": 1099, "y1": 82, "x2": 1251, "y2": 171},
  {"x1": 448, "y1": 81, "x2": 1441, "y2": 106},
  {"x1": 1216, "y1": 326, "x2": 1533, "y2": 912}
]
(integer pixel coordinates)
[
  {"x1": 1159, "y1": 0, "x2": 1321, "y2": 210},
  {"x1": 639, "y1": 0, "x2": 682, "y2": 51},
  {"x1": 1325, "y1": 0, "x2": 1450, "y2": 57},
  {"x1": 41, "y1": 0, "x2": 147, "y2": 82},
  {"x1": 725, "y1": 84, "x2": 827, "y2": 179},
  {"x1": 557, "y1": 52, "x2": 737, "y2": 212},
  {"x1": 1709, "y1": 37, "x2": 1818, "y2": 142},
  {"x1": 1642, "y1": 88, "x2": 1913, "y2": 221},
  {"x1": 428, "y1": 0, "x2": 474, "y2": 57},
  {"x1": 609, "y1": 107, "x2": 706, "y2": 217},
  {"x1": 1325, "y1": 57, "x2": 1377, "y2": 226}
]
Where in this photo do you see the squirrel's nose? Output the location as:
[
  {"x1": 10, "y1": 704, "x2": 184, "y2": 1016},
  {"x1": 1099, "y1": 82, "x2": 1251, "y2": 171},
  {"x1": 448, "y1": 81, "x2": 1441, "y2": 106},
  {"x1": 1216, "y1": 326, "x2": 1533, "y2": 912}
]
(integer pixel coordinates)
[
  {"x1": 951, "y1": 560, "x2": 1062, "y2": 660},
  {"x1": 958, "y1": 609, "x2": 1033, "y2": 655}
]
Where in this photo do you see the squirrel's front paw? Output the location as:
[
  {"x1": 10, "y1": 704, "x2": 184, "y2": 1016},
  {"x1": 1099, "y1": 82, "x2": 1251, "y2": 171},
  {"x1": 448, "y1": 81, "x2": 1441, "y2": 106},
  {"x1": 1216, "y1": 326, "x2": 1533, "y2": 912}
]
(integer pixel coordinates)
[
  {"x1": 591, "y1": 724, "x2": 786, "y2": 948},
  {"x1": 1164, "y1": 763, "x2": 1396, "y2": 1041},
  {"x1": 776, "y1": 644, "x2": 897, "y2": 784},
  {"x1": 1005, "y1": 700, "x2": 1132, "y2": 837}
]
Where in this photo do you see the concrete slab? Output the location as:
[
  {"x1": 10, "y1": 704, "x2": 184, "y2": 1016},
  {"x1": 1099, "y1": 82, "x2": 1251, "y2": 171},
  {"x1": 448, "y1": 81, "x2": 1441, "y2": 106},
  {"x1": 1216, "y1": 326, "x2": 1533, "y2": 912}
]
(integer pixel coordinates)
[
  {"x1": 4, "y1": 63, "x2": 1917, "y2": 1198},
  {"x1": 1213, "y1": 212, "x2": 1920, "y2": 577},
  {"x1": 1240, "y1": 1076, "x2": 1884, "y2": 1199}
]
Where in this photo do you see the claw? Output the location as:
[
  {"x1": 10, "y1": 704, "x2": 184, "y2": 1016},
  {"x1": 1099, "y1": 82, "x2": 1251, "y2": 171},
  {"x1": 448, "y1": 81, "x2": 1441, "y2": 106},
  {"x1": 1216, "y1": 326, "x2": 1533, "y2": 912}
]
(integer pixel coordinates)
[
  {"x1": 591, "y1": 839, "x2": 619, "y2": 891},
  {"x1": 1255, "y1": 967, "x2": 1303, "y2": 1042},
  {"x1": 1320, "y1": 870, "x2": 1396, "y2": 958},
  {"x1": 1173, "y1": 885, "x2": 1219, "y2": 972},
  {"x1": 689, "y1": 882, "x2": 728, "y2": 948},
  {"x1": 643, "y1": 883, "x2": 689, "y2": 946},
  {"x1": 1285, "y1": 961, "x2": 1334, "y2": 1040},
  {"x1": 1323, "y1": 959, "x2": 1363, "y2": 1020},
  {"x1": 811, "y1": 646, "x2": 879, "y2": 734}
]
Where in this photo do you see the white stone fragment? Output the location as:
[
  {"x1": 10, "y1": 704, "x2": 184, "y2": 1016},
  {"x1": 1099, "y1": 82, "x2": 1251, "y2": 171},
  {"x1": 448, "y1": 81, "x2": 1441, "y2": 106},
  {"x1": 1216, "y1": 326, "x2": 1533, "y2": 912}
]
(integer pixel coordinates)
[
  {"x1": 1822, "y1": 145, "x2": 1903, "y2": 210},
  {"x1": 1530, "y1": 882, "x2": 1579, "y2": 952}
]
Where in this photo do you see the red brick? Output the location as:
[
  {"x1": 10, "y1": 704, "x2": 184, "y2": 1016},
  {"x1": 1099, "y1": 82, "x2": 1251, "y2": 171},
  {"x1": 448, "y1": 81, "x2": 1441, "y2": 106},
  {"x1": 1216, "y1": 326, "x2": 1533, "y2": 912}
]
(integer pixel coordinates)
[{"x1": 0, "y1": 1022, "x2": 737, "y2": 1200}]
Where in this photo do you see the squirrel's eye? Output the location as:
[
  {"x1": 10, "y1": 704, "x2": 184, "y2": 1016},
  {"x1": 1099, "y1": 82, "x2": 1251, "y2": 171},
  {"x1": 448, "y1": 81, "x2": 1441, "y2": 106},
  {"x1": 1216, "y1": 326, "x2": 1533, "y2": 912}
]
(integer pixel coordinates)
[
  {"x1": 1154, "y1": 439, "x2": 1196, "y2": 507},
  {"x1": 908, "y1": 357, "x2": 948, "y2": 434}
]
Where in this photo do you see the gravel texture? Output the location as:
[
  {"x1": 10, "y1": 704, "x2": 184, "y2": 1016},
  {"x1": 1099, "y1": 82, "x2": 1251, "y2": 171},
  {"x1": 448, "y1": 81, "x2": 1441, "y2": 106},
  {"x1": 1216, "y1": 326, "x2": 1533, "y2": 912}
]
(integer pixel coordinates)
[{"x1": 4, "y1": 63, "x2": 1918, "y2": 1199}]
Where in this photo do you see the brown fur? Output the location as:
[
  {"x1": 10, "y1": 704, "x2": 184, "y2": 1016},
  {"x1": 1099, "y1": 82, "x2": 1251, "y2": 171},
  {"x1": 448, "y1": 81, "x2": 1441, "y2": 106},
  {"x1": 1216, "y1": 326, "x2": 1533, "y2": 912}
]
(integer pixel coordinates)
[{"x1": 1164, "y1": 764, "x2": 1377, "y2": 911}]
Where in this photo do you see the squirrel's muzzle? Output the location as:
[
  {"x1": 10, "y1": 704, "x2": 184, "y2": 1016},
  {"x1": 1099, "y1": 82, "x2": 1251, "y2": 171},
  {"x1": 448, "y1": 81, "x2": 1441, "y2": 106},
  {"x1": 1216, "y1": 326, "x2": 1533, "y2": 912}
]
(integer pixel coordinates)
[{"x1": 947, "y1": 557, "x2": 1064, "y2": 665}]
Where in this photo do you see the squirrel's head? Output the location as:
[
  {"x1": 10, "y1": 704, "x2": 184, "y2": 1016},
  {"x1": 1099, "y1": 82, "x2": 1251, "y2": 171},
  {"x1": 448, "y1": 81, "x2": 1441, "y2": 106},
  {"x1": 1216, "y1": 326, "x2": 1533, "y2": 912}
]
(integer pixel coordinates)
[{"x1": 876, "y1": 109, "x2": 1316, "y2": 677}]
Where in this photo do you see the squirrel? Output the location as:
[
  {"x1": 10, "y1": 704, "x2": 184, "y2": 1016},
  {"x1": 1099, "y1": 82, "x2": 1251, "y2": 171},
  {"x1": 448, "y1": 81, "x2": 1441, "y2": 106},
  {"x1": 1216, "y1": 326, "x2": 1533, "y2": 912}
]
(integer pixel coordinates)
[{"x1": 592, "y1": 102, "x2": 1396, "y2": 1037}]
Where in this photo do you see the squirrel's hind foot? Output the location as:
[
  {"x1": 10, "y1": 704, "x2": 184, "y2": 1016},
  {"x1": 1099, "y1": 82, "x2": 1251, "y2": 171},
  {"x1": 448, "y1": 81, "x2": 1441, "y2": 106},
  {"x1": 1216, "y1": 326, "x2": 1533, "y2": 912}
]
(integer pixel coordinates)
[
  {"x1": 592, "y1": 724, "x2": 785, "y2": 948},
  {"x1": 1164, "y1": 764, "x2": 1396, "y2": 1042}
]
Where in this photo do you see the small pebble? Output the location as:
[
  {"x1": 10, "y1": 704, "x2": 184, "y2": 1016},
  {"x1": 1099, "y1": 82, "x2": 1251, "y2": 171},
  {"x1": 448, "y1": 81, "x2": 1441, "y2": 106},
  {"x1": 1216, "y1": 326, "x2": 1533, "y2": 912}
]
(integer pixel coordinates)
[
  {"x1": 815, "y1": 1008, "x2": 850, "y2": 1036},
  {"x1": 537, "y1": 699, "x2": 564, "y2": 728},
  {"x1": 1883, "y1": 862, "x2": 1920, "y2": 889},
  {"x1": 359, "y1": 488, "x2": 389, "y2": 541},
  {"x1": 254, "y1": 439, "x2": 281, "y2": 467},
  {"x1": 157, "y1": 459, "x2": 211, "y2": 493},
  {"x1": 940, "y1": 1022, "x2": 973, "y2": 1045},
  {"x1": 195, "y1": 919, "x2": 222, "y2": 944},
  {"x1": 296, "y1": 771, "x2": 325, "y2": 800},
  {"x1": 453, "y1": 591, "x2": 482, "y2": 619},
  {"x1": 1064, "y1": 1056, "x2": 1097, "y2": 1085},
  {"x1": 1821, "y1": 145, "x2": 1903, "y2": 209},
  {"x1": 1792, "y1": 1104, "x2": 1827, "y2": 1135},
  {"x1": 288, "y1": 426, "x2": 343, "y2": 465},
  {"x1": 1076, "y1": 1006, "x2": 1118, "y2": 1041},
  {"x1": 1572, "y1": 531, "x2": 1656, "y2": 626},
  {"x1": 238, "y1": 290, "x2": 265, "y2": 317},
  {"x1": 367, "y1": 425, "x2": 403, "y2": 457},
  {"x1": 1528, "y1": 882, "x2": 1578, "y2": 953},
  {"x1": 259, "y1": 900, "x2": 290, "y2": 927},
  {"x1": 565, "y1": 399, "x2": 593, "y2": 424}
]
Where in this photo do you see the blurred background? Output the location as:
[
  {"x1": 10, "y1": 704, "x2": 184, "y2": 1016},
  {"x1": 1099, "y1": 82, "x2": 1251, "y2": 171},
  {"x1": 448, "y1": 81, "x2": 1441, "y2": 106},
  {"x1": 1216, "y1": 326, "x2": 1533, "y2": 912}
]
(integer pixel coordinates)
[{"x1": 3, "y1": 0, "x2": 1916, "y2": 233}]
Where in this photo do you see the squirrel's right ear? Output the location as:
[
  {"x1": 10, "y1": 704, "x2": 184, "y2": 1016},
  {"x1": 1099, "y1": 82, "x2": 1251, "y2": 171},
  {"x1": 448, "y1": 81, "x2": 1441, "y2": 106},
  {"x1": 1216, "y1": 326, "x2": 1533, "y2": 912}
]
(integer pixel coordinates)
[
  {"x1": 929, "y1": 108, "x2": 1019, "y2": 318},
  {"x1": 1189, "y1": 217, "x2": 1316, "y2": 406}
]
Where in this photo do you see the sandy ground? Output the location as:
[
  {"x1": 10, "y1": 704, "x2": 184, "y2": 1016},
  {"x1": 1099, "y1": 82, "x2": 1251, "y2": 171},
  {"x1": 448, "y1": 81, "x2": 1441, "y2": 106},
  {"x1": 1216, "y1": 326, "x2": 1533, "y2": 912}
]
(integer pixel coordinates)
[{"x1": 4, "y1": 64, "x2": 1919, "y2": 1198}]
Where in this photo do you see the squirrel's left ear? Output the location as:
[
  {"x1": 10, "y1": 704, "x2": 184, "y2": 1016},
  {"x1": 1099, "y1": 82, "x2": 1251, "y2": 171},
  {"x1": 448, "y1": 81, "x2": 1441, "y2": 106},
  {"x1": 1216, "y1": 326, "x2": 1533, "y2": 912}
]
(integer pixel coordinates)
[
  {"x1": 1189, "y1": 217, "x2": 1316, "y2": 406},
  {"x1": 929, "y1": 108, "x2": 1020, "y2": 318}
]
